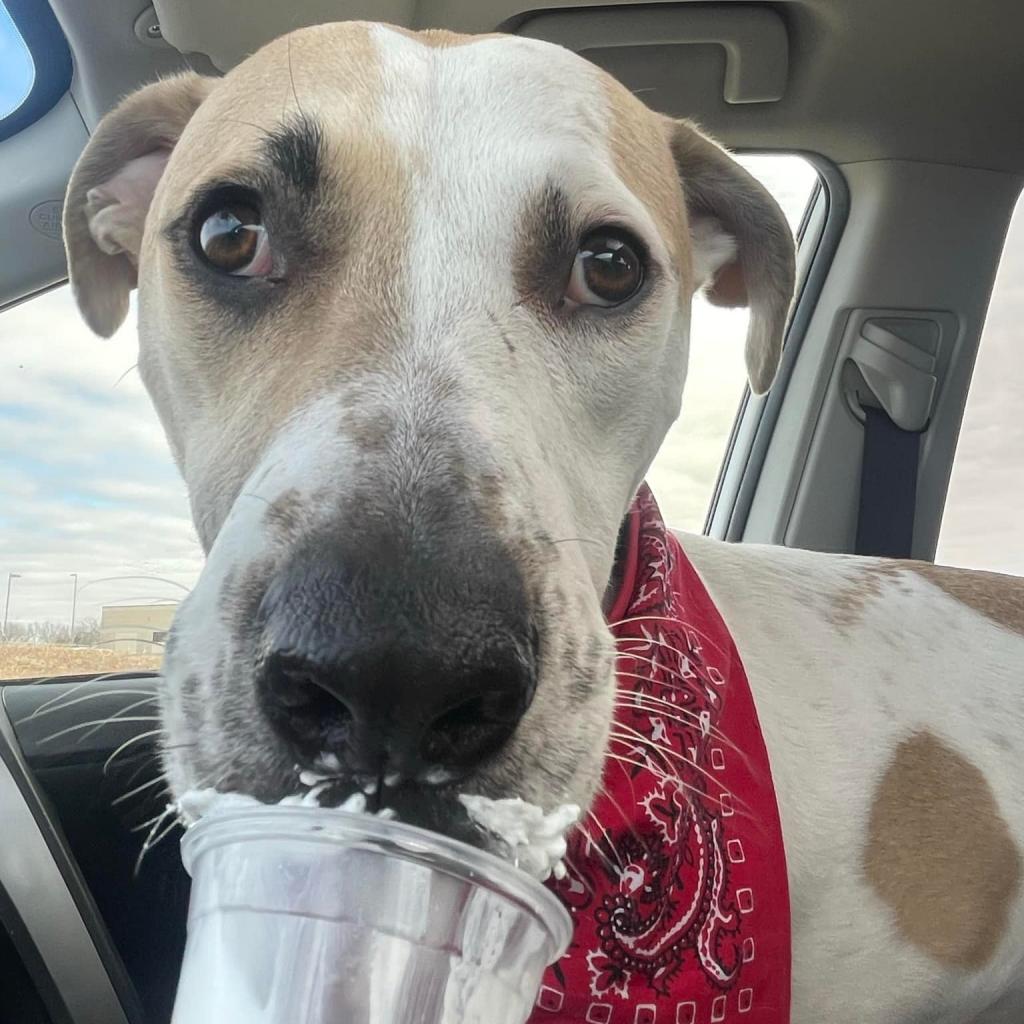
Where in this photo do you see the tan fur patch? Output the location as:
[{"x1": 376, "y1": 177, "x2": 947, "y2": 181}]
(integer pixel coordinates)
[
  {"x1": 865, "y1": 731, "x2": 1021, "y2": 968},
  {"x1": 264, "y1": 488, "x2": 304, "y2": 540},
  {"x1": 909, "y1": 562, "x2": 1024, "y2": 638},
  {"x1": 829, "y1": 560, "x2": 905, "y2": 630},
  {"x1": 601, "y1": 76, "x2": 692, "y2": 292},
  {"x1": 386, "y1": 25, "x2": 501, "y2": 48}
]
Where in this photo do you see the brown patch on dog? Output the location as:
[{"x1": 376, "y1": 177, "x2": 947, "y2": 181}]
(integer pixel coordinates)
[
  {"x1": 601, "y1": 76, "x2": 692, "y2": 290},
  {"x1": 829, "y1": 560, "x2": 905, "y2": 630},
  {"x1": 386, "y1": 25, "x2": 502, "y2": 48},
  {"x1": 513, "y1": 183, "x2": 574, "y2": 310},
  {"x1": 343, "y1": 408, "x2": 395, "y2": 454},
  {"x1": 908, "y1": 562, "x2": 1024, "y2": 638},
  {"x1": 865, "y1": 731, "x2": 1021, "y2": 969},
  {"x1": 264, "y1": 488, "x2": 304, "y2": 539}
]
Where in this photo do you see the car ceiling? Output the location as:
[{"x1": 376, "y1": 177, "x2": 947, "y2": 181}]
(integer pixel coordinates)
[{"x1": 2, "y1": 0, "x2": 1023, "y2": 309}]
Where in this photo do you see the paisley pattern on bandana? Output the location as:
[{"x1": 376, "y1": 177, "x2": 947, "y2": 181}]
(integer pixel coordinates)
[{"x1": 530, "y1": 485, "x2": 790, "y2": 1024}]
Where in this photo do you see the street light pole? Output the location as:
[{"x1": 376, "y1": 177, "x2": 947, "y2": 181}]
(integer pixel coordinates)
[
  {"x1": 70, "y1": 573, "x2": 79, "y2": 642},
  {"x1": 3, "y1": 573, "x2": 21, "y2": 637}
]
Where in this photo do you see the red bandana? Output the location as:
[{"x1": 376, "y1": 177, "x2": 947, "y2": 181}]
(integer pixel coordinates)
[{"x1": 531, "y1": 485, "x2": 790, "y2": 1024}]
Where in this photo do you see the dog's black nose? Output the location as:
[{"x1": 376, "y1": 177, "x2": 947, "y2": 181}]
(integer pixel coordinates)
[{"x1": 254, "y1": 531, "x2": 537, "y2": 781}]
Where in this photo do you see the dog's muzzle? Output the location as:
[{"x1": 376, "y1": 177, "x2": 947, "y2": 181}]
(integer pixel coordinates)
[{"x1": 253, "y1": 525, "x2": 538, "y2": 783}]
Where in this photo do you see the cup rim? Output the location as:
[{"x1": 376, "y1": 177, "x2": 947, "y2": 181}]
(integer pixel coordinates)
[{"x1": 180, "y1": 804, "x2": 573, "y2": 955}]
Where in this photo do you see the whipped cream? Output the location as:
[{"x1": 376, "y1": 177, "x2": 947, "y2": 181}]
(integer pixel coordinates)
[
  {"x1": 174, "y1": 779, "x2": 579, "y2": 883},
  {"x1": 458, "y1": 795, "x2": 580, "y2": 881}
]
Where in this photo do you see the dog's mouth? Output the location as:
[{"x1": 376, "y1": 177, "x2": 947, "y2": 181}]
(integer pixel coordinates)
[{"x1": 174, "y1": 758, "x2": 582, "y2": 881}]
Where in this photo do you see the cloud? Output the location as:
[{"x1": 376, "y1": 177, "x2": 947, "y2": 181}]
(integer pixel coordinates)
[
  {"x1": 0, "y1": 288, "x2": 203, "y2": 626},
  {"x1": 934, "y1": 199, "x2": 1024, "y2": 576}
]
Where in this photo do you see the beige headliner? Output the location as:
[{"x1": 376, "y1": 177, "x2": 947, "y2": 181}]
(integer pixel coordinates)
[{"x1": 51, "y1": 0, "x2": 1024, "y2": 172}]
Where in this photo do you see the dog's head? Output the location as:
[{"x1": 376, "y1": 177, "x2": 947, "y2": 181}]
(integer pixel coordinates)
[{"x1": 64, "y1": 23, "x2": 794, "y2": 839}]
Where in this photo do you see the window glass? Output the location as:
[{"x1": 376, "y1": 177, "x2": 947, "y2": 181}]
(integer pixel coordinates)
[
  {"x1": 0, "y1": 1, "x2": 35, "y2": 121},
  {"x1": 1, "y1": 290, "x2": 202, "y2": 679},
  {"x1": 646, "y1": 154, "x2": 820, "y2": 530},
  {"x1": 936, "y1": 193, "x2": 1024, "y2": 576},
  {"x1": 0, "y1": 155, "x2": 819, "y2": 681}
]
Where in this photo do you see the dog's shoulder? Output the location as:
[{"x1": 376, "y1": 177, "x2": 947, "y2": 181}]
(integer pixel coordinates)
[
  {"x1": 674, "y1": 530, "x2": 1024, "y2": 641},
  {"x1": 898, "y1": 559, "x2": 1024, "y2": 638}
]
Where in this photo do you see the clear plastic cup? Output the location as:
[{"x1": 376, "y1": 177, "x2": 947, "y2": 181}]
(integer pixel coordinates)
[{"x1": 170, "y1": 804, "x2": 572, "y2": 1024}]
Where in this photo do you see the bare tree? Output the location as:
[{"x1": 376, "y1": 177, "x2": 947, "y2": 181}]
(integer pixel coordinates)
[{"x1": 0, "y1": 617, "x2": 100, "y2": 646}]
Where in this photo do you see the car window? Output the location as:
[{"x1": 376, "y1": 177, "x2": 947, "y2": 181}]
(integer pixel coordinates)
[
  {"x1": 646, "y1": 153, "x2": 820, "y2": 530},
  {"x1": 0, "y1": 288, "x2": 202, "y2": 680},
  {"x1": 935, "y1": 191, "x2": 1024, "y2": 576},
  {"x1": 0, "y1": 1, "x2": 34, "y2": 121},
  {"x1": 0, "y1": 154, "x2": 819, "y2": 682}
]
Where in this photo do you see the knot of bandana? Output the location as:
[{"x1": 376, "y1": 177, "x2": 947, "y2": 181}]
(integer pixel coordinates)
[{"x1": 530, "y1": 485, "x2": 790, "y2": 1024}]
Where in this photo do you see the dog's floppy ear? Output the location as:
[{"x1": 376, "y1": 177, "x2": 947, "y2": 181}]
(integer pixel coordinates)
[
  {"x1": 63, "y1": 72, "x2": 216, "y2": 337},
  {"x1": 665, "y1": 119, "x2": 796, "y2": 394}
]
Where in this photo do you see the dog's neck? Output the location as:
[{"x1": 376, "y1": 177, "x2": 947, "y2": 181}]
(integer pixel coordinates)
[{"x1": 601, "y1": 512, "x2": 633, "y2": 618}]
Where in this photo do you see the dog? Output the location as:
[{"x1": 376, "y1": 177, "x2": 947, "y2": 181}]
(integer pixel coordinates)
[{"x1": 62, "y1": 21, "x2": 1024, "y2": 1023}]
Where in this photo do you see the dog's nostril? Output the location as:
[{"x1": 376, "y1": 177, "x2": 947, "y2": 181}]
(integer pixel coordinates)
[
  {"x1": 272, "y1": 672, "x2": 321, "y2": 709},
  {"x1": 258, "y1": 655, "x2": 355, "y2": 756},
  {"x1": 420, "y1": 689, "x2": 524, "y2": 768}
]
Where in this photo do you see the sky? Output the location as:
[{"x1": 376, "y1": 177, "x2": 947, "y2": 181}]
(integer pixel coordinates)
[
  {"x1": 0, "y1": 1, "x2": 34, "y2": 120},
  {"x1": 0, "y1": 110, "x2": 1019, "y2": 630}
]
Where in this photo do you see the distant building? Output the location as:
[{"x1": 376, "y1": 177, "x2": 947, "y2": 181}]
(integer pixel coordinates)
[{"x1": 98, "y1": 602, "x2": 178, "y2": 654}]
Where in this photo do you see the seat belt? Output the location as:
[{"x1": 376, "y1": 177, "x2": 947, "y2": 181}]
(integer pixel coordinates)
[
  {"x1": 854, "y1": 405, "x2": 921, "y2": 559},
  {"x1": 843, "y1": 316, "x2": 944, "y2": 560}
]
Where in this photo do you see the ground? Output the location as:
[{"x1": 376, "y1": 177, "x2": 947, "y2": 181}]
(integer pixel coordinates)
[{"x1": 0, "y1": 643, "x2": 162, "y2": 681}]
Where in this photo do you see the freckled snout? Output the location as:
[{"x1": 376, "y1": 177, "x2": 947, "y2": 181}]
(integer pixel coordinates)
[{"x1": 254, "y1": 527, "x2": 539, "y2": 783}]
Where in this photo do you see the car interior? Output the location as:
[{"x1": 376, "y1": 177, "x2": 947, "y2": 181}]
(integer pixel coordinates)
[{"x1": 1, "y1": 1, "x2": 1022, "y2": 1021}]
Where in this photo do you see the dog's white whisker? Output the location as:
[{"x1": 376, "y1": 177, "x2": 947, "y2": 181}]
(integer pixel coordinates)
[
  {"x1": 613, "y1": 695, "x2": 726, "y2": 750},
  {"x1": 595, "y1": 782, "x2": 645, "y2": 846},
  {"x1": 610, "y1": 692, "x2": 749, "y2": 757},
  {"x1": 614, "y1": 660, "x2": 724, "y2": 715},
  {"x1": 583, "y1": 809, "x2": 625, "y2": 869},
  {"x1": 103, "y1": 729, "x2": 166, "y2": 775},
  {"x1": 34, "y1": 716, "x2": 162, "y2": 746},
  {"x1": 573, "y1": 817, "x2": 625, "y2": 875},
  {"x1": 613, "y1": 692, "x2": 751, "y2": 760},
  {"x1": 612, "y1": 617, "x2": 730, "y2": 659},
  {"x1": 604, "y1": 749, "x2": 672, "y2": 787},
  {"x1": 613, "y1": 649, "x2": 706, "y2": 688},
  {"x1": 609, "y1": 729, "x2": 732, "y2": 793},
  {"x1": 560, "y1": 852, "x2": 597, "y2": 898},
  {"x1": 17, "y1": 689, "x2": 157, "y2": 726},
  {"x1": 112, "y1": 774, "x2": 168, "y2": 807},
  {"x1": 76, "y1": 696, "x2": 164, "y2": 745},
  {"x1": 610, "y1": 723, "x2": 680, "y2": 778},
  {"x1": 606, "y1": 737, "x2": 679, "y2": 782},
  {"x1": 134, "y1": 808, "x2": 181, "y2": 877},
  {"x1": 26, "y1": 669, "x2": 139, "y2": 705},
  {"x1": 130, "y1": 807, "x2": 173, "y2": 834},
  {"x1": 608, "y1": 750, "x2": 749, "y2": 819}
]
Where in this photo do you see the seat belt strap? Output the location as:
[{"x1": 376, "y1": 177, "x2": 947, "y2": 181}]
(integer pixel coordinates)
[{"x1": 854, "y1": 405, "x2": 920, "y2": 559}]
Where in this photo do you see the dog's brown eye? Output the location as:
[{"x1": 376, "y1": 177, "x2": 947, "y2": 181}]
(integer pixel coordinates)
[
  {"x1": 197, "y1": 203, "x2": 271, "y2": 277},
  {"x1": 566, "y1": 230, "x2": 645, "y2": 307}
]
